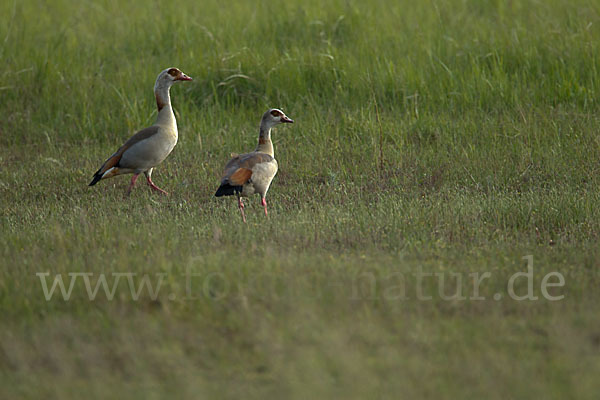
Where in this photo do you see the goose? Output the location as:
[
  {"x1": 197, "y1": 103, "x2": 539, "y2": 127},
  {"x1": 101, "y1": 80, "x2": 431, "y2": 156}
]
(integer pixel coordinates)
[
  {"x1": 89, "y1": 67, "x2": 192, "y2": 195},
  {"x1": 215, "y1": 108, "x2": 293, "y2": 222}
]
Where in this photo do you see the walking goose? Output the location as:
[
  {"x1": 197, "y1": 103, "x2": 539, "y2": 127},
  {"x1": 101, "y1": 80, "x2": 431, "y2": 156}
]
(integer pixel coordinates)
[
  {"x1": 89, "y1": 67, "x2": 192, "y2": 194},
  {"x1": 215, "y1": 109, "x2": 293, "y2": 222}
]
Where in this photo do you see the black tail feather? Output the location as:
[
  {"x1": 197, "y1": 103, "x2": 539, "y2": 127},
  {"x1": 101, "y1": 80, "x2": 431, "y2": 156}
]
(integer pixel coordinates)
[
  {"x1": 215, "y1": 183, "x2": 242, "y2": 197},
  {"x1": 89, "y1": 172, "x2": 102, "y2": 186}
]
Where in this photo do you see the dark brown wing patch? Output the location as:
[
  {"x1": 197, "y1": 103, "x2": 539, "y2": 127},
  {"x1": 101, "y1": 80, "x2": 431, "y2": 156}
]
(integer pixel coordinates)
[
  {"x1": 97, "y1": 153, "x2": 122, "y2": 176},
  {"x1": 228, "y1": 168, "x2": 253, "y2": 185}
]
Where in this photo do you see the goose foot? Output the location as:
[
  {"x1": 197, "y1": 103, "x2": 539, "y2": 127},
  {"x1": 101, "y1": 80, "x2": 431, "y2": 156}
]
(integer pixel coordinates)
[{"x1": 146, "y1": 177, "x2": 168, "y2": 195}]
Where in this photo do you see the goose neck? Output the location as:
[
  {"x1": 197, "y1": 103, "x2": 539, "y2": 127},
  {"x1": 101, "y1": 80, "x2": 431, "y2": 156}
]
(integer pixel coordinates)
[{"x1": 256, "y1": 126, "x2": 274, "y2": 156}]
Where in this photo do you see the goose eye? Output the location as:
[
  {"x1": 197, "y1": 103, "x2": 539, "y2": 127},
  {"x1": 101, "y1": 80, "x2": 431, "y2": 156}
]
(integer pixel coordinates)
[
  {"x1": 270, "y1": 110, "x2": 281, "y2": 117},
  {"x1": 167, "y1": 68, "x2": 179, "y2": 77}
]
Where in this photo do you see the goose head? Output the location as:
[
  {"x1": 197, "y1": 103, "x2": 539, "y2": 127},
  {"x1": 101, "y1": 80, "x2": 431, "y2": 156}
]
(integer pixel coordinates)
[
  {"x1": 154, "y1": 67, "x2": 192, "y2": 91},
  {"x1": 261, "y1": 108, "x2": 294, "y2": 129}
]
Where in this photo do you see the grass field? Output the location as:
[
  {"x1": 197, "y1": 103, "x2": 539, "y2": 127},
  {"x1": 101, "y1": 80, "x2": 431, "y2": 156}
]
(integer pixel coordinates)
[{"x1": 2, "y1": 0, "x2": 600, "y2": 398}]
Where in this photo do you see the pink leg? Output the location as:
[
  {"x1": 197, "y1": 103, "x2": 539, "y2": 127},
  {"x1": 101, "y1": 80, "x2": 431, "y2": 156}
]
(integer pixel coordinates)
[
  {"x1": 238, "y1": 197, "x2": 247, "y2": 223},
  {"x1": 126, "y1": 173, "x2": 140, "y2": 195},
  {"x1": 146, "y1": 176, "x2": 168, "y2": 195},
  {"x1": 261, "y1": 197, "x2": 268, "y2": 217}
]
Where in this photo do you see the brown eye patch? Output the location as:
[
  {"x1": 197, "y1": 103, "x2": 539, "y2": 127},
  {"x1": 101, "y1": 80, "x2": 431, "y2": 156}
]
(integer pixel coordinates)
[
  {"x1": 167, "y1": 68, "x2": 179, "y2": 77},
  {"x1": 270, "y1": 110, "x2": 282, "y2": 117}
]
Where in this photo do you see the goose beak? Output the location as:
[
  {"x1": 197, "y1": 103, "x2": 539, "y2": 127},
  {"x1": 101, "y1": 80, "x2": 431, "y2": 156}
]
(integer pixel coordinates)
[
  {"x1": 281, "y1": 115, "x2": 294, "y2": 123},
  {"x1": 178, "y1": 73, "x2": 193, "y2": 81}
]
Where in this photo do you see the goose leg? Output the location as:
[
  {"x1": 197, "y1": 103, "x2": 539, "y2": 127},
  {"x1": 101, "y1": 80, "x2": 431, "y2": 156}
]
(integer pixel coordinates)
[
  {"x1": 144, "y1": 169, "x2": 168, "y2": 195},
  {"x1": 238, "y1": 196, "x2": 247, "y2": 223},
  {"x1": 261, "y1": 197, "x2": 268, "y2": 217},
  {"x1": 127, "y1": 173, "x2": 140, "y2": 195}
]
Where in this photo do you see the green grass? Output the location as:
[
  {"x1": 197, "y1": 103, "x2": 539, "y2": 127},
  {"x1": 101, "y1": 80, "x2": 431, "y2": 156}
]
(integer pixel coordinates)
[{"x1": 2, "y1": 0, "x2": 600, "y2": 398}]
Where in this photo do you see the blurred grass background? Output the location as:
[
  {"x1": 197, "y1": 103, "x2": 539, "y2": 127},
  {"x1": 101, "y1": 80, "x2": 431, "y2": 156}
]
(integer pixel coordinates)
[{"x1": 1, "y1": 0, "x2": 600, "y2": 398}]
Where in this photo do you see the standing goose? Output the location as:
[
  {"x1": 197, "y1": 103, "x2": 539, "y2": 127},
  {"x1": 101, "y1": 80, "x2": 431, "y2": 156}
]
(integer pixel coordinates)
[
  {"x1": 215, "y1": 109, "x2": 293, "y2": 222},
  {"x1": 89, "y1": 67, "x2": 192, "y2": 195}
]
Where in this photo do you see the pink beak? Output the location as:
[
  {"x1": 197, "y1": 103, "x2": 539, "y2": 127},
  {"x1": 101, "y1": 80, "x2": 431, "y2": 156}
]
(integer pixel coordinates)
[
  {"x1": 281, "y1": 115, "x2": 294, "y2": 123},
  {"x1": 178, "y1": 73, "x2": 193, "y2": 81}
]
